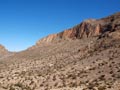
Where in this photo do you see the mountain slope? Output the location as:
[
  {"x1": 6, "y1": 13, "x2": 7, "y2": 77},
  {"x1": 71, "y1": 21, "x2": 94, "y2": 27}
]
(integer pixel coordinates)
[
  {"x1": 35, "y1": 12, "x2": 120, "y2": 45},
  {"x1": 0, "y1": 44, "x2": 9, "y2": 58},
  {"x1": 0, "y1": 12, "x2": 120, "y2": 90}
]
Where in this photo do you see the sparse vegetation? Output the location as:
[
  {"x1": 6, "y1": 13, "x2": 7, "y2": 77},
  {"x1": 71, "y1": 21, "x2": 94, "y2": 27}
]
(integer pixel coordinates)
[{"x1": 0, "y1": 13, "x2": 120, "y2": 90}]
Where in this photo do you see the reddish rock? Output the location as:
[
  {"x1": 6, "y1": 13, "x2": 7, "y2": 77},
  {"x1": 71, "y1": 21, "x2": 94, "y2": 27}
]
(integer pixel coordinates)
[
  {"x1": 36, "y1": 34, "x2": 58, "y2": 44},
  {"x1": 36, "y1": 12, "x2": 120, "y2": 46}
]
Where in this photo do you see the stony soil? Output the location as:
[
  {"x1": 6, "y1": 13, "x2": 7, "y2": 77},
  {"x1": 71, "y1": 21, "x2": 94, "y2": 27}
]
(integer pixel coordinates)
[
  {"x1": 0, "y1": 29, "x2": 120, "y2": 90},
  {"x1": 0, "y1": 12, "x2": 120, "y2": 90}
]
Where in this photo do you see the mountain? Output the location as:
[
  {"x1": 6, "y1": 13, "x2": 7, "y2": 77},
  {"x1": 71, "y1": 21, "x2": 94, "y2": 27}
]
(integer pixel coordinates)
[
  {"x1": 35, "y1": 12, "x2": 120, "y2": 46},
  {"x1": 0, "y1": 44, "x2": 9, "y2": 57},
  {"x1": 0, "y1": 12, "x2": 120, "y2": 90}
]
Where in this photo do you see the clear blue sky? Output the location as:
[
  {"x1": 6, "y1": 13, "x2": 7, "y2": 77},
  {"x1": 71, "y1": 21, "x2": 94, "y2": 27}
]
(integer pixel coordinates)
[{"x1": 0, "y1": 0, "x2": 119, "y2": 51}]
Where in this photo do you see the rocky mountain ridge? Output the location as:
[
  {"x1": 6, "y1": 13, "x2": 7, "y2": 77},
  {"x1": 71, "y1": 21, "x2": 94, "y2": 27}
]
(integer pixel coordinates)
[{"x1": 36, "y1": 12, "x2": 120, "y2": 46}]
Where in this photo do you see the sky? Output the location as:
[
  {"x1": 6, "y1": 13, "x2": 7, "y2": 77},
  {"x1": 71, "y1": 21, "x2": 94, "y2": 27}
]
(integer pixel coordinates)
[{"x1": 0, "y1": 0, "x2": 120, "y2": 51}]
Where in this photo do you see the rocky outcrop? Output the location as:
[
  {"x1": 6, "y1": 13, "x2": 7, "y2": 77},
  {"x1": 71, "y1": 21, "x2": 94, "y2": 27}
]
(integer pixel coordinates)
[
  {"x1": 35, "y1": 12, "x2": 120, "y2": 46},
  {"x1": 0, "y1": 44, "x2": 9, "y2": 56}
]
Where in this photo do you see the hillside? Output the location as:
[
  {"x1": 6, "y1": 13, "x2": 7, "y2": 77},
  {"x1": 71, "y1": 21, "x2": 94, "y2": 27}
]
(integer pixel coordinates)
[
  {"x1": 35, "y1": 12, "x2": 120, "y2": 45},
  {"x1": 0, "y1": 12, "x2": 120, "y2": 90},
  {"x1": 0, "y1": 44, "x2": 9, "y2": 58}
]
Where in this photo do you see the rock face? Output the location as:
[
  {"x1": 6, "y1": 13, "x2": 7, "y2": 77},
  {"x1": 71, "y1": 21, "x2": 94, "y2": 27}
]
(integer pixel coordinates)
[
  {"x1": 36, "y1": 12, "x2": 120, "y2": 46},
  {"x1": 0, "y1": 44, "x2": 9, "y2": 56}
]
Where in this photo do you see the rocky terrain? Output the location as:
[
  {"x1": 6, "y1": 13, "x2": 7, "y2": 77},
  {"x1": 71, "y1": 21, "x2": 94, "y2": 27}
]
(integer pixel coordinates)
[
  {"x1": 0, "y1": 12, "x2": 120, "y2": 90},
  {"x1": 36, "y1": 12, "x2": 120, "y2": 44},
  {"x1": 0, "y1": 44, "x2": 9, "y2": 58}
]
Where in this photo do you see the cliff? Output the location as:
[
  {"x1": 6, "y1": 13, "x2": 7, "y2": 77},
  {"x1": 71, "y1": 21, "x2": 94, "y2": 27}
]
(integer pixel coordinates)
[{"x1": 35, "y1": 12, "x2": 120, "y2": 46}]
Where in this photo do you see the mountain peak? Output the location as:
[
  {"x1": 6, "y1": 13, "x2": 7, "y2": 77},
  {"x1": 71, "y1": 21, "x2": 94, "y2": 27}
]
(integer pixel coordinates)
[{"x1": 83, "y1": 19, "x2": 97, "y2": 23}]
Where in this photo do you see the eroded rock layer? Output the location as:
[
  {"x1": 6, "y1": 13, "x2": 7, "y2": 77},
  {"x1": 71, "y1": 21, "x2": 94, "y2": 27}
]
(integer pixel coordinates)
[{"x1": 36, "y1": 12, "x2": 120, "y2": 46}]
